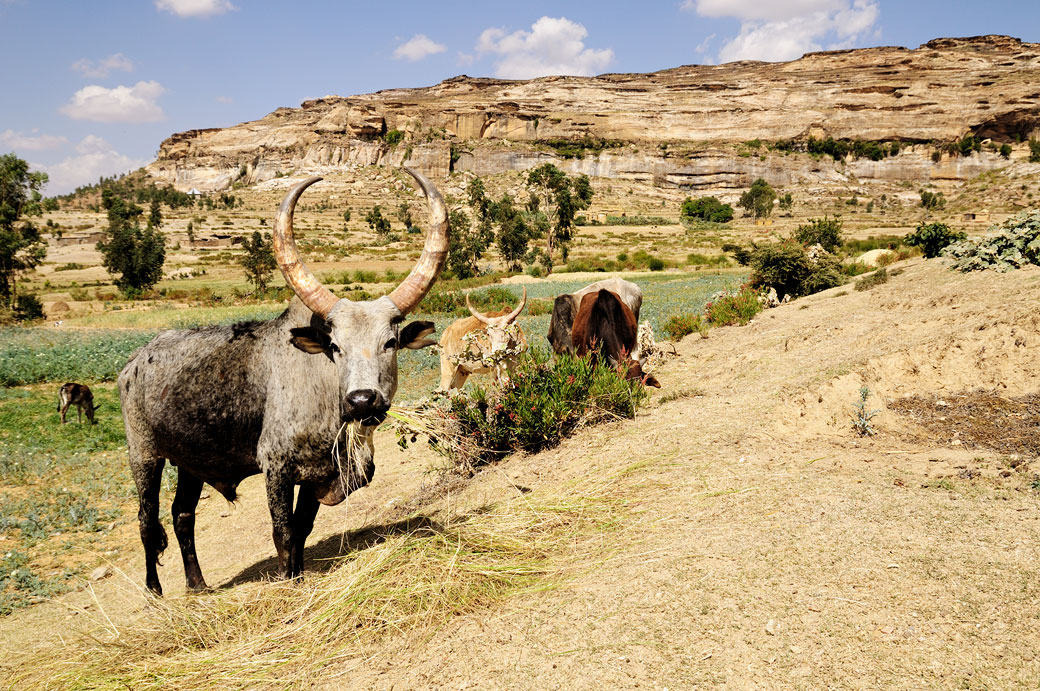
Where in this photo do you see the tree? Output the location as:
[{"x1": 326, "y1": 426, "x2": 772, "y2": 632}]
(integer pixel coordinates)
[
  {"x1": 680, "y1": 196, "x2": 734, "y2": 223},
  {"x1": 919, "y1": 189, "x2": 946, "y2": 217},
  {"x1": 186, "y1": 221, "x2": 195, "y2": 247},
  {"x1": 395, "y1": 202, "x2": 412, "y2": 229},
  {"x1": 739, "y1": 178, "x2": 777, "y2": 219},
  {"x1": 0, "y1": 154, "x2": 48, "y2": 308},
  {"x1": 525, "y1": 164, "x2": 592, "y2": 271},
  {"x1": 1029, "y1": 139, "x2": 1040, "y2": 163},
  {"x1": 1000, "y1": 144, "x2": 1013, "y2": 159},
  {"x1": 794, "y1": 216, "x2": 843, "y2": 252},
  {"x1": 239, "y1": 231, "x2": 277, "y2": 294},
  {"x1": 365, "y1": 205, "x2": 391, "y2": 236},
  {"x1": 778, "y1": 192, "x2": 794, "y2": 213},
  {"x1": 491, "y1": 195, "x2": 532, "y2": 272},
  {"x1": 97, "y1": 189, "x2": 166, "y2": 296},
  {"x1": 904, "y1": 222, "x2": 965, "y2": 259},
  {"x1": 148, "y1": 199, "x2": 162, "y2": 230}
]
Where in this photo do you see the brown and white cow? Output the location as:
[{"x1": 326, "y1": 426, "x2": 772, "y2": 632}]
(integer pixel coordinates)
[
  {"x1": 57, "y1": 383, "x2": 100, "y2": 424},
  {"x1": 572, "y1": 289, "x2": 661, "y2": 388},
  {"x1": 547, "y1": 277, "x2": 642, "y2": 355},
  {"x1": 438, "y1": 287, "x2": 528, "y2": 391}
]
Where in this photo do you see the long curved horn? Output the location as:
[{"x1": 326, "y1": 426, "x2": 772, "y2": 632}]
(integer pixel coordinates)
[
  {"x1": 466, "y1": 293, "x2": 493, "y2": 325},
  {"x1": 273, "y1": 177, "x2": 339, "y2": 319},
  {"x1": 504, "y1": 286, "x2": 527, "y2": 323},
  {"x1": 387, "y1": 167, "x2": 449, "y2": 314}
]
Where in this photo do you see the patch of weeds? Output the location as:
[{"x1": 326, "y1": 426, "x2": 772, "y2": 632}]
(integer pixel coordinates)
[
  {"x1": 662, "y1": 313, "x2": 705, "y2": 341},
  {"x1": 704, "y1": 285, "x2": 762, "y2": 327},
  {"x1": 855, "y1": 267, "x2": 889, "y2": 291},
  {"x1": 851, "y1": 386, "x2": 880, "y2": 436}
]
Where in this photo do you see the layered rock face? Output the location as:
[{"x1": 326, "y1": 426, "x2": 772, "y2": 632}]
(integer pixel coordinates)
[{"x1": 147, "y1": 35, "x2": 1040, "y2": 191}]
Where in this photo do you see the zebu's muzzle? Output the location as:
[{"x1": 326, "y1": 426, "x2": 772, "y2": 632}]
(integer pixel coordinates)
[{"x1": 343, "y1": 389, "x2": 389, "y2": 425}]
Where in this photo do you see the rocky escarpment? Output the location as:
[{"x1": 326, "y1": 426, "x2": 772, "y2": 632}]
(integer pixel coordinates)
[{"x1": 148, "y1": 35, "x2": 1040, "y2": 191}]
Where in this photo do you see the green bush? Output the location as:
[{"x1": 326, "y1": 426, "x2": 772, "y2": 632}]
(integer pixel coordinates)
[
  {"x1": 384, "y1": 129, "x2": 404, "y2": 146},
  {"x1": 663, "y1": 313, "x2": 704, "y2": 340},
  {"x1": 732, "y1": 241, "x2": 844, "y2": 299},
  {"x1": 854, "y1": 267, "x2": 889, "y2": 291},
  {"x1": 1000, "y1": 144, "x2": 1012, "y2": 159},
  {"x1": 904, "y1": 222, "x2": 966, "y2": 258},
  {"x1": 1030, "y1": 139, "x2": 1040, "y2": 163},
  {"x1": 681, "y1": 196, "x2": 734, "y2": 223},
  {"x1": 444, "y1": 349, "x2": 648, "y2": 471},
  {"x1": 705, "y1": 285, "x2": 762, "y2": 326},
  {"x1": 943, "y1": 210, "x2": 1040, "y2": 271},
  {"x1": 794, "y1": 216, "x2": 843, "y2": 252},
  {"x1": 648, "y1": 257, "x2": 666, "y2": 271},
  {"x1": 685, "y1": 253, "x2": 730, "y2": 268},
  {"x1": 13, "y1": 294, "x2": 44, "y2": 322}
]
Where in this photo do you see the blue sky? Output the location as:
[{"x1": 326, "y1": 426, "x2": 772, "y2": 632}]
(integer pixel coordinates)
[{"x1": 1, "y1": 0, "x2": 1037, "y2": 194}]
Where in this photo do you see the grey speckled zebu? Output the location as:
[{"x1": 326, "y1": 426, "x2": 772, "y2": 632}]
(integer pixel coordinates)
[{"x1": 119, "y1": 168, "x2": 447, "y2": 595}]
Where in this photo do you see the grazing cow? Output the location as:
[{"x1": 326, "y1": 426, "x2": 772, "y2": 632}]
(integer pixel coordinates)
[
  {"x1": 438, "y1": 288, "x2": 527, "y2": 391},
  {"x1": 119, "y1": 169, "x2": 447, "y2": 595},
  {"x1": 57, "y1": 383, "x2": 100, "y2": 425},
  {"x1": 547, "y1": 277, "x2": 642, "y2": 355},
  {"x1": 571, "y1": 289, "x2": 661, "y2": 388}
]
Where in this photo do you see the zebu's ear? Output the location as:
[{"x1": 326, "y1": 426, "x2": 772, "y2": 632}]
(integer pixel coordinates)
[
  {"x1": 400, "y1": 320, "x2": 437, "y2": 350},
  {"x1": 289, "y1": 326, "x2": 337, "y2": 361}
]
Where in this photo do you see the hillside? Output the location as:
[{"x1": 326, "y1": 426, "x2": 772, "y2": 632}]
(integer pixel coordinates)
[
  {"x1": 147, "y1": 35, "x2": 1040, "y2": 192},
  {"x1": 4, "y1": 258, "x2": 1040, "y2": 688}
]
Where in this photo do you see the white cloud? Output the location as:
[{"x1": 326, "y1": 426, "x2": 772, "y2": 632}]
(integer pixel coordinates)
[
  {"x1": 684, "y1": 0, "x2": 879, "y2": 63},
  {"x1": 155, "y1": 0, "x2": 234, "y2": 18},
  {"x1": 393, "y1": 34, "x2": 447, "y2": 61},
  {"x1": 0, "y1": 129, "x2": 68, "y2": 151},
  {"x1": 71, "y1": 53, "x2": 134, "y2": 79},
  {"x1": 475, "y1": 16, "x2": 613, "y2": 79},
  {"x1": 59, "y1": 81, "x2": 165, "y2": 123},
  {"x1": 36, "y1": 136, "x2": 149, "y2": 195},
  {"x1": 215, "y1": 95, "x2": 234, "y2": 104}
]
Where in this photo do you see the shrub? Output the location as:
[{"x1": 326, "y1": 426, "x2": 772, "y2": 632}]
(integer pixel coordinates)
[
  {"x1": 733, "y1": 241, "x2": 845, "y2": 299},
  {"x1": 794, "y1": 216, "x2": 843, "y2": 252},
  {"x1": 705, "y1": 285, "x2": 763, "y2": 326},
  {"x1": 663, "y1": 313, "x2": 704, "y2": 340},
  {"x1": 1029, "y1": 139, "x2": 1040, "y2": 163},
  {"x1": 681, "y1": 196, "x2": 734, "y2": 224},
  {"x1": 13, "y1": 294, "x2": 44, "y2": 322},
  {"x1": 919, "y1": 190, "x2": 946, "y2": 211},
  {"x1": 904, "y1": 222, "x2": 966, "y2": 259},
  {"x1": 854, "y1": 267, "x2": 889, "y2": 291},
  {"x1": 384, "y1": 129, "x2": 404, "y2": 146},
  {"x1": 1000, "y1": 143, "x2": 1012, "y2": 159},
  {"x1": 943, "y1": 210, "x2": 1040, "y2": 271},
  {"x1": 442, "y1": 350, "x2": 648, "y2": 471},
  {"x1": 685, "y1": 253, "x2": 730, "y2": 268},
  {"x1": 647, "y1": 257, "x2": 666, "y2": 271}
]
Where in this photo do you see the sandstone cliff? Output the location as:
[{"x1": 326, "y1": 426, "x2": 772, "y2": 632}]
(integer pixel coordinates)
[{"x1": 147, "y1": 35, "x2": 1040, "y2": 192}]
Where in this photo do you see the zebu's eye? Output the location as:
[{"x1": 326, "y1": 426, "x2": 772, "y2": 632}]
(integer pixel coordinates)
[{"x1": 383, "y1": 338, "x2": 397, "y2": 350}]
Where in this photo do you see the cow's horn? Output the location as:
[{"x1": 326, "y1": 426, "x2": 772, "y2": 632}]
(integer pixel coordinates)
[
  {"x1": 504, "y1": 286, "x2": 527, "y2": 323},
  {"x1": 274, "y1": 176, "x2": 339, "y2": 319},
  {"x1": 387, "y1": 167, "x2": 449, "y2": 314},
  {"x1": 466, "y1": 293, "x2": 493, "y2": 326}
]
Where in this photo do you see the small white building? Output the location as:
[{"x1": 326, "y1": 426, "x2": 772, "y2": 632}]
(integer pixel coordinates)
[{"x1": 187, "y1": 188, "x2": 203, "y2": 197}]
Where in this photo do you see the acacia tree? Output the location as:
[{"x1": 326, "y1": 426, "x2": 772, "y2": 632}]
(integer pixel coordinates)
[
  {"x1": 97, "y1": 189, "x2": 166, "y2": 296},
  {"x1": 739, "y1": 178, "x2": 777, "y2": 219},
  {"x1": 525, "y1": 164, "x2": 592, "y2": 271},
  {"x1": 239, "y1": 231, "x2": 277, "y2": 294},
  {"x1": 0, "y1": 154, "x2": 48, "y2": 308}
]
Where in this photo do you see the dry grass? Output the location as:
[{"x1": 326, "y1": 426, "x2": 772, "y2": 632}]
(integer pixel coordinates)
[{"x1": 6, "y1": 483, "x2": 631, "y2": 689}]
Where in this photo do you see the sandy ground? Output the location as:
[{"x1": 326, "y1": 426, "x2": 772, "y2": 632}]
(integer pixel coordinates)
[{"x1": 4, "y1": 258, "x2": 1040, "y2": 688}]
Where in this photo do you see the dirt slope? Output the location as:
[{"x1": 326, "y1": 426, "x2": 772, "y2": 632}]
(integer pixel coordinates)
[
  {"x1": 4, "y1": 258, "x2": 1040, "y2": 688},
  {"x1": 334, "y1": 259, "x2": 1040, "y2": 688}
]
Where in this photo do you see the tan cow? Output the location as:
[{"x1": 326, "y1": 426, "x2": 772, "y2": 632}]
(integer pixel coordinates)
[{"x1": 438, "y1": 287, "x2": 528, "y2": 392}]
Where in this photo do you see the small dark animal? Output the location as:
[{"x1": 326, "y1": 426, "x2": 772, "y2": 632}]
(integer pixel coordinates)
[
  {"x1": 571, "y1": 289, "x2": 661, "y2": 388},
  {"x1": 57, "y1": 383, "x2": 100, "y2": 424},
  {"x1": 547, "y1": 277, "x2": 642, "y2": 354}
]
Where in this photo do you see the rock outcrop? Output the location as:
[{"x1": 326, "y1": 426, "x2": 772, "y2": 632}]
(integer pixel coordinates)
[{"x1": 147, "y1": 35, "x2": 1040, "y2": 191}]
